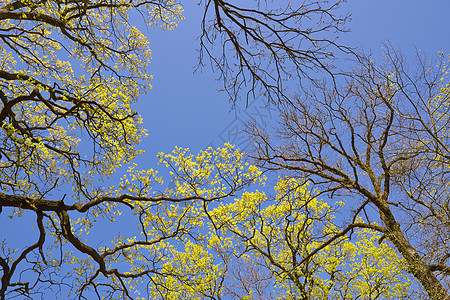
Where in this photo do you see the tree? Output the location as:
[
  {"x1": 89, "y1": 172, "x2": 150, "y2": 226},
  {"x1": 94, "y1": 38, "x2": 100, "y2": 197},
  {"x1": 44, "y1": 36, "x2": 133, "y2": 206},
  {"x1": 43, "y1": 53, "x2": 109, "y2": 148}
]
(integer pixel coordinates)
[
  {"x1": 0, "y1": 143, "x2": 262, "y2": 298},
  {"x1": 0, "y1": 1, "x2": 182, "y2": 295},
  {"x1": 249, "y1": 46, "x2": 450, "y2": 299},
  {"x1": 198, "y1": 0, "x2": 351, "y2": 104},
  {"x1": 210, "y1": 177, "x2": 413, "y2": 299},
  {"x1": 0, "y1": 0, "x2": 183, "y2": 205},
  {"x1": 0, "y1": 140, "x2": 412, "y2": 299},
  {"x1": 0, "y1": 0, "x2": 355, "y2": 298}
]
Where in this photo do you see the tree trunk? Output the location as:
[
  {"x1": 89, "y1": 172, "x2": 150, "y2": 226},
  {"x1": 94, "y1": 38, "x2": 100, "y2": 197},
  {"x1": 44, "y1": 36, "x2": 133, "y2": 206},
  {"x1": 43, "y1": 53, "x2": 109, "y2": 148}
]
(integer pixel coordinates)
[{"x1": 380, "y1": 206, "x2": 449, "y2": 300}]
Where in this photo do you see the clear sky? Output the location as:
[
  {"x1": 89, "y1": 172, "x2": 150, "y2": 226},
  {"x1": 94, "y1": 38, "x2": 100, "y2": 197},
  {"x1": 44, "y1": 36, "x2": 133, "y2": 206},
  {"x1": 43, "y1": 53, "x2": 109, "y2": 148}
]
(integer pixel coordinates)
[
  {"x1": 1, "y1": 1, "x2": 450, "y2": 297},
  {"x1": 138, "y1": 0, "x2": 450, "y2": 171},
  {"x1": 2, "y1": 0, "x2": 448, "y2": 241}
]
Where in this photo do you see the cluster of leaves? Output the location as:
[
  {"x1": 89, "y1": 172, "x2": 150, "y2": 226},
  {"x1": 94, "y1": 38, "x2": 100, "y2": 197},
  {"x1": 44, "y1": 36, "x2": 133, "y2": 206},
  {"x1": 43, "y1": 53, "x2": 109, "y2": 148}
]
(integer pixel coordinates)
[
  {"x1": 0, "y1": 144, "x2": 413, "y2": 299},
  {"x1": 209, "y1": 176, "x2": 412, "y2": 299},
  {"x1": 89, "y1": 145, "x2": 411, "y2": 299},
  {"x1": 0, "y1": 0, "x2": 183, "y2": 201}
]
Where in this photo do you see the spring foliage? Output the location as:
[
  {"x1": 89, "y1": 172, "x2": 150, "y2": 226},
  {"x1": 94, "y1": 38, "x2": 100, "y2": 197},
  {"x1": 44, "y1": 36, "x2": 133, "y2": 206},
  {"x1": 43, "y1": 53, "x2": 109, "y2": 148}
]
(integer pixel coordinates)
[
  {"x1": 97, "y1": 145, "x2": 412, "y2": 298},
  {"x1": 0, "y1": 0, "x2": 183, "y2": 200},
  {"x1": 1, "y1": 143, "x2": 413, "y2": 298},
  {"x1": 0, "y1": 0, "x2": 414, "y2": 298}
]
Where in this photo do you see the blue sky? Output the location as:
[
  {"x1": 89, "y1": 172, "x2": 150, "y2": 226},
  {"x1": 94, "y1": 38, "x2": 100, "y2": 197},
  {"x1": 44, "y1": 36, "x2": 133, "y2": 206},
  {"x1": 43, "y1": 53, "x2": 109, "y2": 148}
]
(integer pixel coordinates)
[
  {"x1": 139, "y1": 0, "x2": 450, "y2": 167},
  {"x1": 2, "y1": 0, "x2": 448, "y2": 250},
  {"x1": 1, "y1": 1, "x2": 450, "y2": 297}
]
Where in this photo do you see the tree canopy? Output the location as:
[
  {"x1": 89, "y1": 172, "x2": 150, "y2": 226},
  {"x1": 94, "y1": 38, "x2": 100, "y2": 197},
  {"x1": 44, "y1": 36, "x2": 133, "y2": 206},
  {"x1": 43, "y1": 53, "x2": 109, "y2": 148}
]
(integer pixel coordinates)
[
  {"x1": 250, "y1": 48, "x2": 450, "y2": 299},
  {"x1": 0, "y1": 0, "x2": 449, "y2": 299},
  {"x1": 0, "y1": 141, "x2": 413, "y2": 298},
  {"x1": 0, "y1": 0, "x2": 185, "y2": 202}
]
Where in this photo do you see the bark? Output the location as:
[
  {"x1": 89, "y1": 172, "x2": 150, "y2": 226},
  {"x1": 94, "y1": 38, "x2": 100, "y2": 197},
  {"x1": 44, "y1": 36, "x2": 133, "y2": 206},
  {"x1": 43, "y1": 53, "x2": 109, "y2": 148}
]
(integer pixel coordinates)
[{"x1": 378, "y1": 202, "x2": 448, "y2": 300}]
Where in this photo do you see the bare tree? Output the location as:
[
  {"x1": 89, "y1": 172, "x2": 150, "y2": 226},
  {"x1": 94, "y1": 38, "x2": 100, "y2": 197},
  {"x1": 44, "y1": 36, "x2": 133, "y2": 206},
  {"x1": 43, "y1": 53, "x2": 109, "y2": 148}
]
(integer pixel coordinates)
[
  {"x1": 249, "y1": 46, "x2": 450, "y2": 299},
  {"x1": 199, "y1": 0, "x2": 351, "y2": 104},
  {"x1": 222, "y1": 255, "x2": 273, "y2": 300}
]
